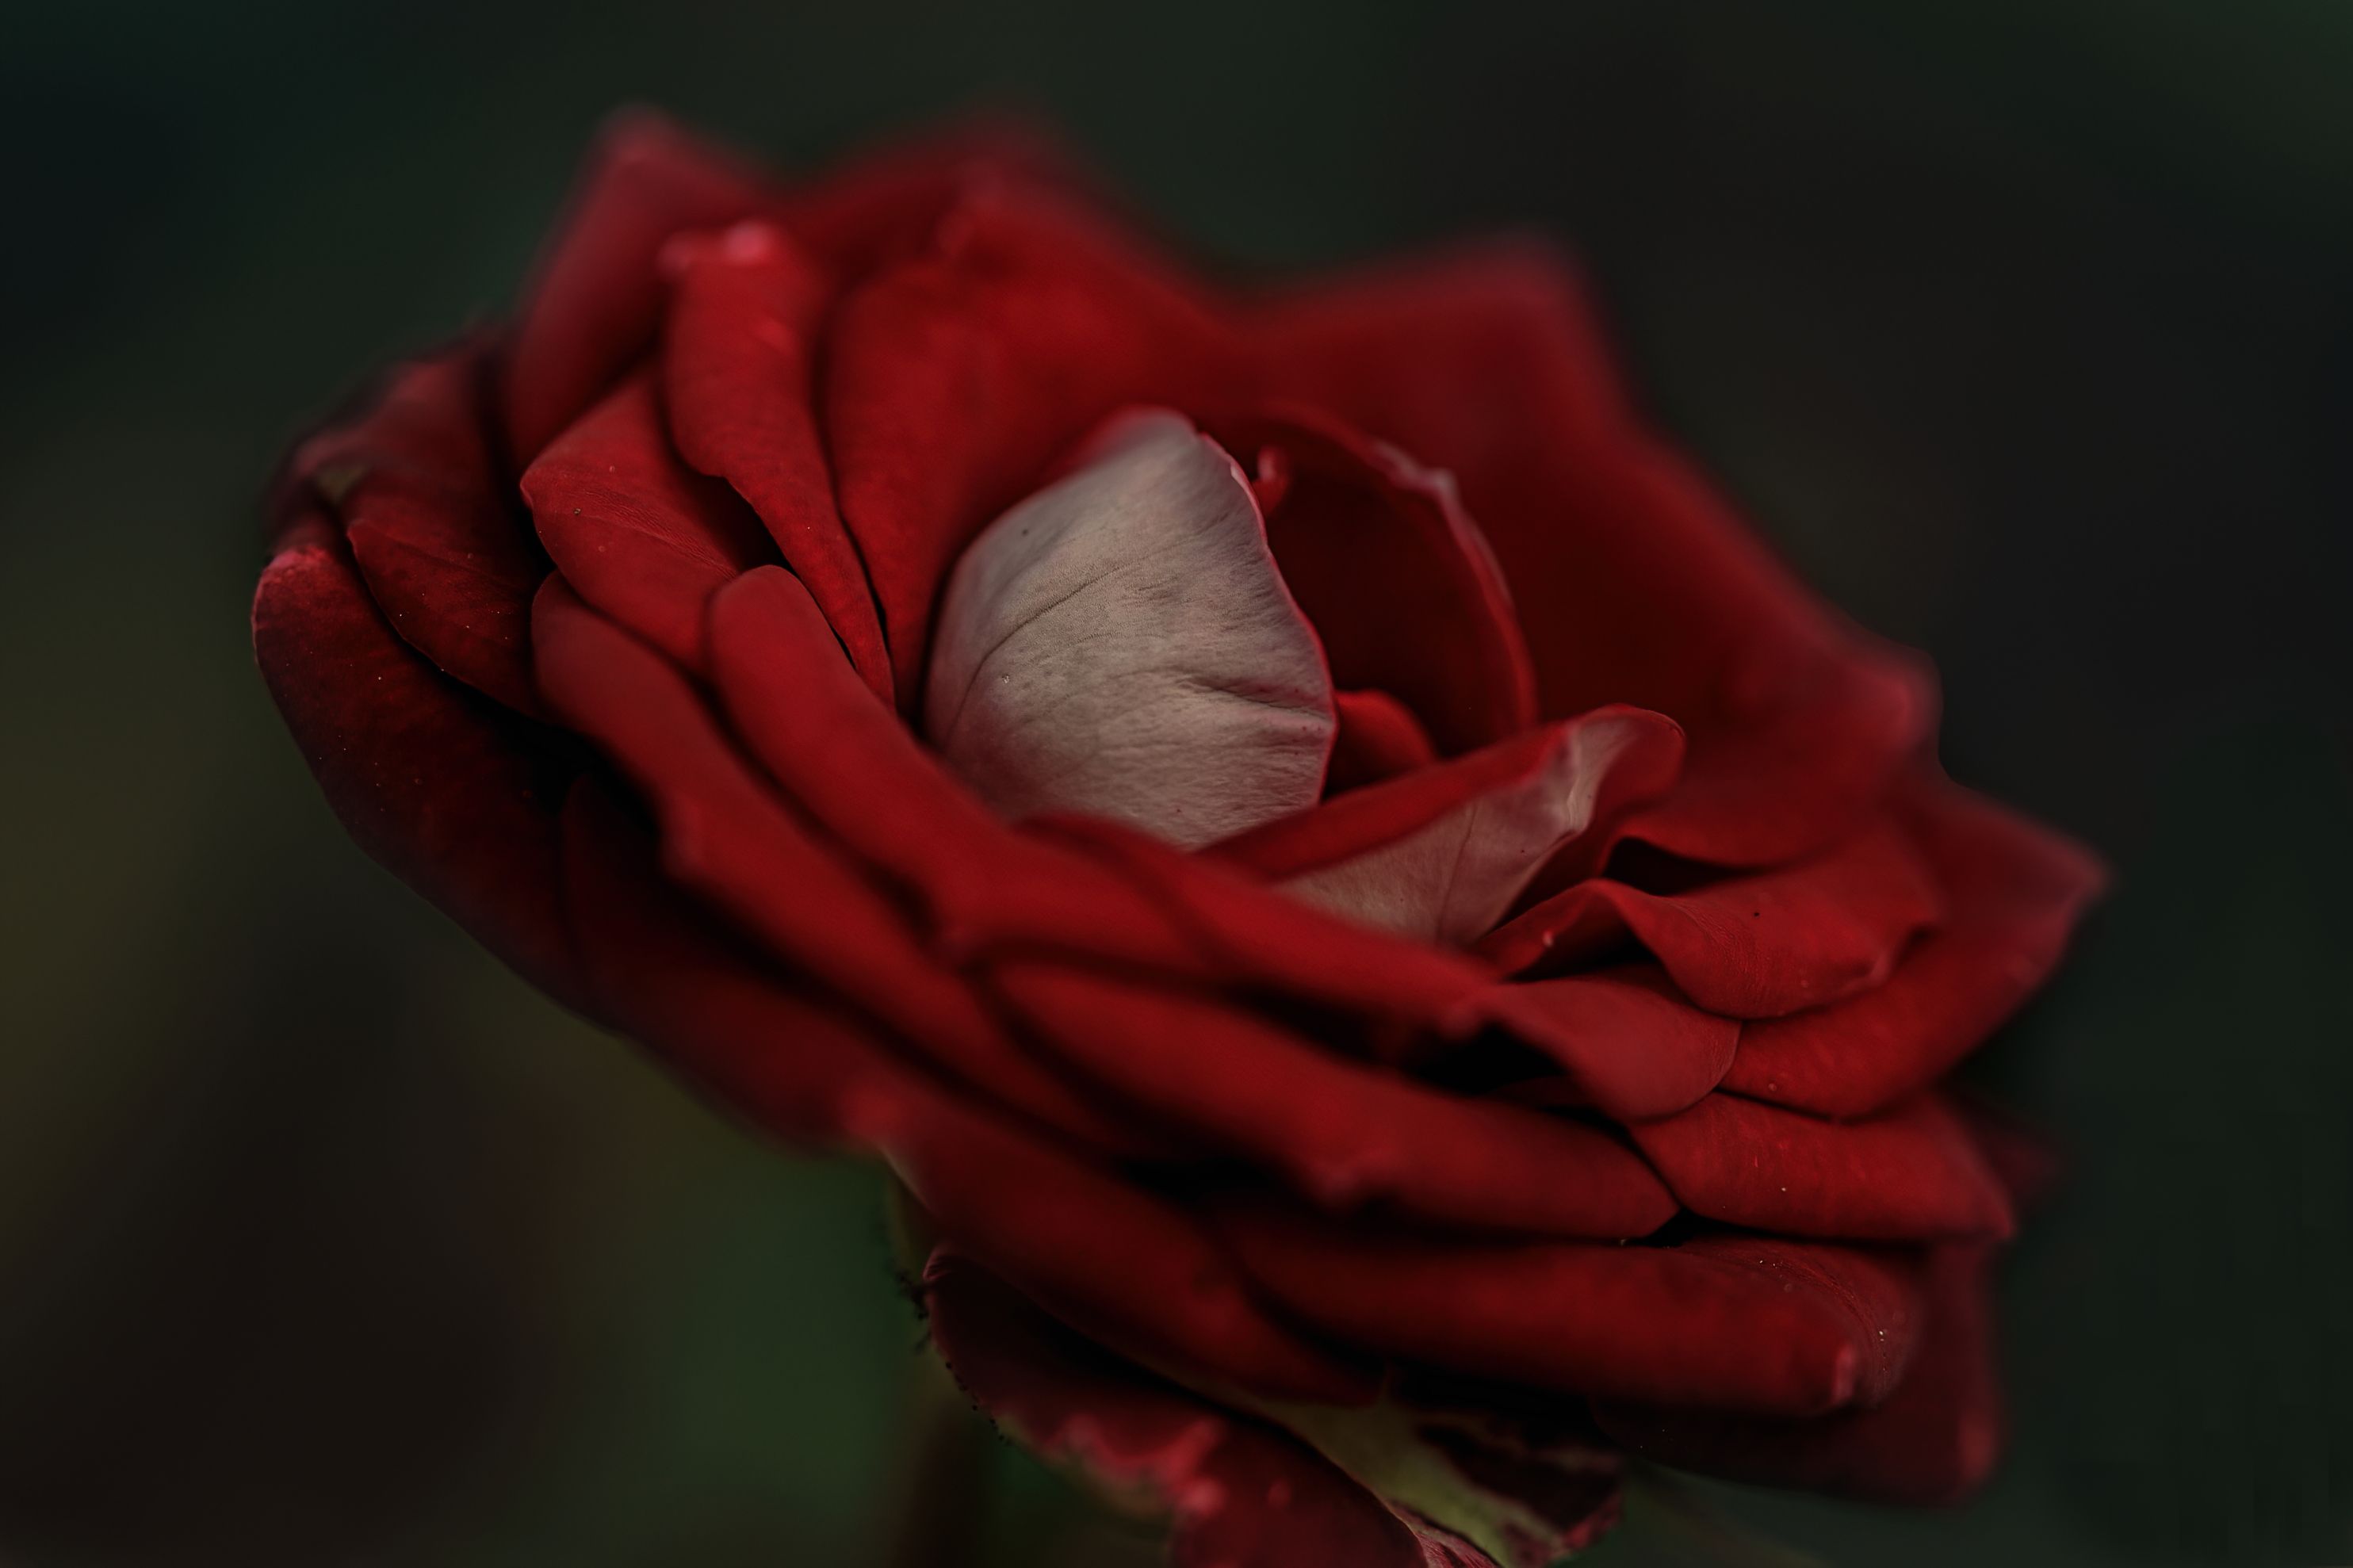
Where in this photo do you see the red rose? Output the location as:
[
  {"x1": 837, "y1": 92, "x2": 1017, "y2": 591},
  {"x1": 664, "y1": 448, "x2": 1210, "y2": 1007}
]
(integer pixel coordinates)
[{"x1": 254, "y1": 110, "x2": 2102, "y2": 1565}]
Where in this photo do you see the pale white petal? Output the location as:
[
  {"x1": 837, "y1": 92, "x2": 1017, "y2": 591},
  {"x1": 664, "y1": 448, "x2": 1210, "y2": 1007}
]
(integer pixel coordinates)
[
  {"x1": 925, "y1": 409, "x2": 1335, "y2": 847},
  {"x1": 1280, "y1": 715, "x2": 1655, "y2": 943}
]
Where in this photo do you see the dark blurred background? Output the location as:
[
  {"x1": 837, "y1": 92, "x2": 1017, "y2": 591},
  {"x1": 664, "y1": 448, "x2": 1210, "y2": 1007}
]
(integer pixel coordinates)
[{"x1": 4, "y1": 2, "x2": 2348, "y2": 1564}]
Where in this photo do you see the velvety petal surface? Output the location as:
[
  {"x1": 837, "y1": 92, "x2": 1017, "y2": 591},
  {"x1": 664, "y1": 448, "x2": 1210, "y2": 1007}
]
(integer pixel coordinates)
[
  {"x1": 1215, "y1": 1203, "x2": 1925, "y2": 1417},
  {"x1": 1207, "y1": 408, "x2": 1538, "y2": 755},
  {"x1": 992, "y1": 962, "x2": 1677, "y2": 1237},
  {"x1": 1255, "y1": 244, "x2": 1937, "y2": 866},
  {"x1": 521, "y1": 371, "x2": 778, "y2": 672},
  {"x1": 530, "y1": 579, "x2": 1149, "y2": 1155},
  {"x1": 1724, "y1": 778, "x2": 2107, "y2": 1115},
  {"x1": 1594, "y1": 1244, "x2": 2002, "y2": 1504},
  {"x1": 1483, "y1": 817, "x2": 1944, "y2": 1017},
  {"x1": 252, "y1": 517, "x2": 580, "y2": 1008},
  {"x1": 1628, "y1": 1092, "x2": 2015, "y2": 1241},
  {"x1": 1328, "y1": 689, "x2": 1439, "y2": 792},
  {"x1": 556, "y1": 784, "x2": 1362, "y2": 1402},
  {"x1": 659, "y1": 220, "x2": 893, "y2": 699},
  {"x1": 1479, "y1": 965, "x2": 1740, "y2": 1121},
  {"x1": 286, "y1": 342, "x2": 546, "y2": 715},
  {"x1": 826, "y1": 182, "x2": 1245, "y2": 702},
  {"x1": 503, "y1": 109, "x2": 774, "y2": 460}
]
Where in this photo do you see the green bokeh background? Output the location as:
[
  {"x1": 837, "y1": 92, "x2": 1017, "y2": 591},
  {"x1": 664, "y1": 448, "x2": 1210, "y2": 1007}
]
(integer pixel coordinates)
[{"x1": 5, "y1": 3, "x2": 2348, "y2": 1564}]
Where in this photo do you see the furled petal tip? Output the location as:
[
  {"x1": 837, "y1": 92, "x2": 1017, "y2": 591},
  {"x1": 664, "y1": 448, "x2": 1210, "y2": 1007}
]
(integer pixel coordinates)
[
  {"x1": 1276, "y1": 709, "x2": 1684, "y2": 946},
  {"x1": 924, "y1": 408, "x2": 1337, "y2": 847}
]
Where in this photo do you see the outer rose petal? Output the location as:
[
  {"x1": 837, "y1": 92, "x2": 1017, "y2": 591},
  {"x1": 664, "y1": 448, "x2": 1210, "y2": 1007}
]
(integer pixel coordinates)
[
  {"x1": 1030, "y1": 816, "x2": 1509, "y2": 1054},
  {"x1": 1725, "y1": 777, "x2": 2108, "y2": 1116},
  {"x1": 712, "y1": 569, "x2": 1506, "y2": 1034},
  {"x1": 1479, "y1": 965, "x2": 1740, "y2": 1122},
  {"x1": 659, "y1": 220, "x2": 894, "y2": 701},
  {"x1": 706, "y1": 565, "x2": 1215, "y2": 972},
  {"x1": 925, "y1": 409, "x2": 1335, "y2": 847},
  {"x1": 825, "y1": 180, "x2": 1246, "y2": 704},
  {"x1": 990, "y1": 962, "x2": 1677, "y2": 1239},
  {"x1": 503, "y1": 109, "x2": 774, "y2": 460},
  {"x1": 1594, "y1": 1244, "x2": 2003, "y2": 1505},
  {"x1": 1483, "y1": 817, "x2": 1944, "y2": 1018},
  {"x1": 521, "y1": 371, "x2": 778, "y2": 673},
  {"x1": 285, "y1": 341, "x2": 546, "y2": 715},
  {"x1": 251, "y1": 516, "x2": 582, "y2": 1010},
  {"x1": 529, "y1": 578, "x2": 1157, "y2": 1157},
  {"x1": 923, "y1": 1250, "x2": 1439, "y2": 1568},
  {"x1": 773, "y1": 113, "x2": 1088, "y2": 277},
  {"x1": 1256, "y1": 243, "x2": 1937, "y2": 865},
  {"x1": 1628, "y1": 1092, "x2": 2015, "y2": 1242},
  {"x1": 1215, "y1": 1203, "x2": 1926, "y2": 1417},
  {"x1": 556, "y1": 784, "x2": 1364, "y2": 1404}
]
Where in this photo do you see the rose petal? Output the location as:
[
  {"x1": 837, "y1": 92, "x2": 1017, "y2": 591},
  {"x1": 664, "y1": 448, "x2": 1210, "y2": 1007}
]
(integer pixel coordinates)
[
  {"x1": 1479, "y1": 965, "x2": 1740, "y2": 1121},
  {"x1": 287, "y1": 342, "x2": 546, "y2": 715},
  {"x1": 557, "y1": 784, "x2": 1361, "y2": 1403},
  {"x1": 529, "y1": 577, "x2": 1151, "y2": 1155},
  {"x1": 1724, "y1": 778, "x2": 2108, "y2": 1115},
  {"x1": 923, "y1": 1250, "x2": 1433, "y2": 1567},
  {"x1": 706, "y1": 565, "x2": 1210, "y2": 970},
  {"x1": 1257, "y1": 243, "x2": 1936, "y2": 866},
  {"x1": 827, "y1": 182, "x2": 1245, "y2": 702},
  {"x1": 521, "y1": 372, "x2": 777, "y2": 672},
  {"x1": 1224, "y1": 708, "x2": 1682, "y2": 946},
  {"x1": 252, "y1": 517, "x2": 580, "y2": 1008},
  {"x1": 1628, "y1": 1092, "x2": 2014, "y2": 1242},
  {"x1": 776, "y1": 113, "x2": 1085, "y2": 276},
  {"x1": 1205, "y1": 408, "x2": 1537, "y2": 755},
  {"x1": 503, "y1": 109, "x2": 774, "y2": 460},
  {"x1": 992, "y1": 962, "x2": 1677, "y2": 1239},
  {"x1": 1215, "y1": 1203, "x2": 1925, "y2": 1417},
  {"x1": 660, "y1": 220, "x2": 893, "y2": 701},
  {"x1": 1328, "y1": 689, "x2": 1437, "y2": 792},
  {"x1": 1594, "y1": 1244, "x2": 2002, "y2": 1505},
  {"x1": 1483, "y1": 817, "x2": 1945, "y2": 1017},
  {"x1": 1033, "y1": 816, "x2": 1506, "y2": 1056},
  {"x1": 925, "y1": 408, "x2": 1335, "y2": 848}
]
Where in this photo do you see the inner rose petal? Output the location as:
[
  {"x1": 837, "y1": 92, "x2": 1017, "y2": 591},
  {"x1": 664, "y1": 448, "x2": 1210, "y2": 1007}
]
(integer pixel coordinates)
[
  {"x1": 924, "y1": 408, "x2": 1336, "y2": 847},
  {"x1": 1276, "y1": 711, "x2": 1678, "y2": 945}
]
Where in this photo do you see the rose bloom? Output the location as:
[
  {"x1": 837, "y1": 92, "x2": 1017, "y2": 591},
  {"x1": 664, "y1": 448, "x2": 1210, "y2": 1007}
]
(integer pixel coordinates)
[{"x1": 254, "y1": 111, "x2": 2102, "y2": 1565}]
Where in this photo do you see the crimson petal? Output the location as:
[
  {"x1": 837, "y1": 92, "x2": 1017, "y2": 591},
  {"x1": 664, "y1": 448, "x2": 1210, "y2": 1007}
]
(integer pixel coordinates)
[
  {"x1": 1628, "y1": 1092, "x2": 2014, "y2": 1242},
  {"x1": 522, "y1": 372, "x2": 777, "y2": 673},
  {"x1": 287, "y1": 342, "x2": 545, "y2": 715},
  {"x1": 529, "y1": 578, "x2": 1150, "y2": 1156},
  {"x1": 556, "y1": 784, "x2": 1361, "y2": 1403},
  {"x1": 1206, "y1": 407, "x2": 1537, "y2": 756},
  {"x1": 660, "y1": 220, "x2": 893, "y2": 700},
  {"x1": 252, "y1": 517, "x2": 580, "y2": 1008},
  {"x1": 503, "y1": 109, "x2": 774, "y2": 460},
  {"x1": 1594, "y1": 1244, "x2": 2002, "y2": 1504},
  {"x1": 1215, "y1": 1203, "x2": 1925, "y2": 1417},
  {"x1": 1483, "y1": 817, "x2": 1944, "y2": 1017},
  {"x1": 1724, "y1": 778, "x2": 2107, "y2": 1115},
  {"x1": 706, "y1": 565, "x2": 1208, "y2": 971},
  {"x1": 1328, "y1": 689, "x2": 1438, "y2": 792},
  {"x1": 825, "y1": 181, "x2": 1245, "y2": 706},
  {"x1": 993, "y1": 962, "x2": 1676, "y2": 1238},
  {"x1": 1479, "y1": 965, "x2": 1739, "y2": 1122},
  {"x1": 1257, "y1": 243, "x2": 1935, "y2": 866}
]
